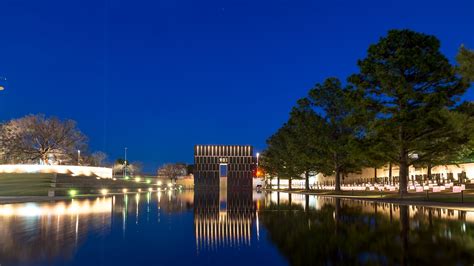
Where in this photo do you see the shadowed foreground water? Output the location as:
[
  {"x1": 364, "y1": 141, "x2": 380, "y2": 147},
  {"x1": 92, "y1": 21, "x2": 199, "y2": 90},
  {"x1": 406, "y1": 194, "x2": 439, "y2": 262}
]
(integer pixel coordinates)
[{"x1": 0, "y1": 191, "x2": 473, "y2": 265}]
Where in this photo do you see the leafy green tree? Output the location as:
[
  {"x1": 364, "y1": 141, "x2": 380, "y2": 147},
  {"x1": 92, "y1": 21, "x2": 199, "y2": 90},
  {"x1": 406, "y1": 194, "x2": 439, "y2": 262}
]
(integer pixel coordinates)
[
  {"x1": 287, "y1": 103, "x2": 332, "y2": 190},
  {"x1": 450, "y1": 102, "x2": 474, "y2": 163},
  {"x1": 350, "y1": 29, "x2": 468, "y2": 194},
  {"x1": 261, "y1": 124, "x2": 300, "y2": 189},
  {"x1": 301, "y1": 77, "x2": 366, "y2": 191},
  {"x1": 457, "y1": 45, "x2": 474, "y2": 82},
  {"x1": 414, "y1": 108, "x2": 473, "y2": 183}
]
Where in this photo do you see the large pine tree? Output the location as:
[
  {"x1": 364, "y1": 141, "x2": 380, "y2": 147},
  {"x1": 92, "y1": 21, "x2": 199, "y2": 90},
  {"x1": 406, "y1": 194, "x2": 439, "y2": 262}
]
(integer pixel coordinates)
[{"x1": 350, "y1": 29, "x2": 468, "y2": 195}]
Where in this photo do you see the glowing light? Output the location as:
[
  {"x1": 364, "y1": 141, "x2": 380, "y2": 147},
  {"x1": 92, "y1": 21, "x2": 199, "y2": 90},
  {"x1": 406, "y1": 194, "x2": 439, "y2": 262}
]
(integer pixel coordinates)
[
  {"x1": 148, "y1": 188, "x2": 153, "y2": 192},
  {"x1": 135, "y1": 177, "x2": 141, "y2": 182},
  {"x1": 146, "y1": 180, "x2": 151, "y2": 184},
  {"x1": 122, "y1": 188, "x2": 128, "y2": 193},
  {"x1": 157, "y1": 181, "x2": 162, "y2": 186},
  {"x1": 0, "y1": 198, "x2": 112, "y2": 217},
  {"x1": 0, "y1": 164, "x2": 112, "y2": 178},
  {"x1": 100, "y1": 189, "x2": 108, "y2": 196},
  {"x1": 69, "y1": 190, "x2": 78, "y2": 197},
  {"x1": 167, "y1": 182, "x2": 173, "y2": 187},
  {"x1": 138, "y1": 189, "x2": 142, "y2": 192},
  {"x1": 124, "y1": 176, "x2": 130, "y2": 180}
]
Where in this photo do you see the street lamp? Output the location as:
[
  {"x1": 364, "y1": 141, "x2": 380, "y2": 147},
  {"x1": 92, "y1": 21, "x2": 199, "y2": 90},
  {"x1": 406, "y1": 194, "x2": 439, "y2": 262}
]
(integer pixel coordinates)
[
  {"x1": 77, "y1": 150, "x2": 81, "y2": 165},
  {"x1": 256, "y1": 152, "x2": 260, "y2": 167}
]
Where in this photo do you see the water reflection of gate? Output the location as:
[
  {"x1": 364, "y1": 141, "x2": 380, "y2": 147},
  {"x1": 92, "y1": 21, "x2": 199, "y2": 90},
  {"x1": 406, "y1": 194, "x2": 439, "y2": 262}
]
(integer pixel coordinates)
[{"x1": 194, "y1": 190, "x2": 254, "y2": 252}]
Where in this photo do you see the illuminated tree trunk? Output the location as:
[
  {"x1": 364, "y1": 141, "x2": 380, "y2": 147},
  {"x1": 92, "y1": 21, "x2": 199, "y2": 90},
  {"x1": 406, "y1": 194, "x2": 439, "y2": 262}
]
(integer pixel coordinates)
[
  {"x1": 374, "y1": 167, "x2": 377, "y2": 184},
  {"x1": 335, "y1": 170, "x2": 341, "y2": 192},
  {"x1": 305, "y1": 171, "x2": 310, "y2": 190},
  {"x1": 389, "y1": 162, "x2": 393, "y2": 185},
  {"x1": 399, "y1": 146, "x2": 409, "y2": 196}
]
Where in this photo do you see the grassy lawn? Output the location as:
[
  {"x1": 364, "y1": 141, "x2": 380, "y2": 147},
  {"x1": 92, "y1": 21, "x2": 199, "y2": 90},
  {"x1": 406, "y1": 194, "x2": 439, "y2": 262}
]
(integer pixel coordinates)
[
  {"x1": 0, "y1": 173, "x2": 164, "y2": 197},
  {"x1": 0, "y1": 173, "x2": 53, "y2": 196}
]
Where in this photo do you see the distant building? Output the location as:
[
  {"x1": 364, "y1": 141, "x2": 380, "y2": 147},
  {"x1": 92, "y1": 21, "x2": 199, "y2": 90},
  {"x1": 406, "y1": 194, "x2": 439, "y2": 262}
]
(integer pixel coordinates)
[{"x1": 194, "y1": 145, "x2": 254, "y2": 190}]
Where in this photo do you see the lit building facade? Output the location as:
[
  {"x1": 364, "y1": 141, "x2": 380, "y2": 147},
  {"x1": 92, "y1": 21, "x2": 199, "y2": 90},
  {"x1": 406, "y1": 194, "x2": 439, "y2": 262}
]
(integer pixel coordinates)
[{"x1": 194, "y1": 145, "x2": 254, "y2": 190}]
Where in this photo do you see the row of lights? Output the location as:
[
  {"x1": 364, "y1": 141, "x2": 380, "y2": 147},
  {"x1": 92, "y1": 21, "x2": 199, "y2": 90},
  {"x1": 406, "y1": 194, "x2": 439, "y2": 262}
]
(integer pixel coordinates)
[
  {"x1": 68, "y1": 185, "x2": 181, "y2": 197},
  {"x1": 67, "y1": 175, "x2": 180, "y2": 197}
]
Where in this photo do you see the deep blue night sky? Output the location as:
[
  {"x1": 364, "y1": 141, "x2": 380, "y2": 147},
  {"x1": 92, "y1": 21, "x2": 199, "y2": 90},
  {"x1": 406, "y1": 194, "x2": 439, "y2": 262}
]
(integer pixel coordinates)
[{"x1": 0, "y1": 0, "x2": 473, "y2": 172}]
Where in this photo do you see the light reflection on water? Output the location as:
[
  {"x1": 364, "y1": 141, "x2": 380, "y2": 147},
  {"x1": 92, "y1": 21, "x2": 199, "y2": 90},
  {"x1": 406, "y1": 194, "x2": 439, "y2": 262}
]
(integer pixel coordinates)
[{"x1": 0, "y1": 191, "x2": 473, "y2": 265}]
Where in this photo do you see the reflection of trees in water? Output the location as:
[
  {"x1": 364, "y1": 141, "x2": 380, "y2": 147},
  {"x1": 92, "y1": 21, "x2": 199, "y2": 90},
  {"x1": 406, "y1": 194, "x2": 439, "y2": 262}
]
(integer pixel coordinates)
[
  {"x1": 261, "y1": 199, "x2": 474, "y2": 265},
  {"x1": 0, "y1": 200, "x2": 111, "y2": 265}
]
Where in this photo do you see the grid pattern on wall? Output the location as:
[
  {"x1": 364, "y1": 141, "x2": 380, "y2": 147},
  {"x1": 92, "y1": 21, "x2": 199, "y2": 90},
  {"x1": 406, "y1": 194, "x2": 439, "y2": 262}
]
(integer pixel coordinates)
[{"x1": 194, "y1": 145, "x2": 254, "y2": 189}]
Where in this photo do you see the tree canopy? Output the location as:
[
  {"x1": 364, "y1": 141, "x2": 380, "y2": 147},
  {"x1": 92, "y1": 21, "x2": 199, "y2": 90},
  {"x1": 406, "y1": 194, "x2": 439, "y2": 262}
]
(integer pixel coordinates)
[
  {"x1": 349, "y1": 29, "x2": 468, "y2": 194},
  {"x1": 262, "y1": 29, "x2": 474, "y2": 194},
  {"x1": 457, "y1": 45, "x2": 474, "y2": 82},
  {"x1": 0, "y1": 114, "x2": 87, "y2": 164}
]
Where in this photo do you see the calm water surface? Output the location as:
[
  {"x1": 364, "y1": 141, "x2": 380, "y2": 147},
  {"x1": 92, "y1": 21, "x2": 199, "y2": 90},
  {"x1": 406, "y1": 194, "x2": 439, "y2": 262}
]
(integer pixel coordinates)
[{"x1": 0, "y1": 191, "x2": 474, "y2": 266}]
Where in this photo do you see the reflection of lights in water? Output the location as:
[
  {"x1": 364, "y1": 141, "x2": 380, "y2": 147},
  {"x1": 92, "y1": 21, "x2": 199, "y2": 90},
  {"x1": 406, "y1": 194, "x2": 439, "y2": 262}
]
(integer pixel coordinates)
[
  {"x1": 0, "y1": 198, "x2": 112, "y2": 217},
  {"x1": 256, "y1": 212, "x2": 260, "y2": 241},
  {"x1": 123, "y1": 194, "x2": 128, "y2": 236},
  {"x1": 75, "y1": 214, "x2": 79, "y2": 245},
  {"x1": 195, "y1": 211, "x2": 253, "y2": 252},
  {"x1": 268, "y1": 193, "x2": 474, "y2": 223},
  {"x1": 147, "y1": 192, "x2": 151, "y2": 219},
  {"x1": 135, "y1": 193, "x2": 140, "y2": 224},
  {"x1": 157, "y1": 191, "x2": 161, "y2": 223}
]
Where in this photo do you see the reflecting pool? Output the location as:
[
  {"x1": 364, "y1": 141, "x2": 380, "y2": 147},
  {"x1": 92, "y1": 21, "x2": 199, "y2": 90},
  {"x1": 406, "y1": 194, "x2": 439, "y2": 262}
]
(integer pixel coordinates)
[{"x1": 0, "y1": 191, "x2": 474, "y2": 265}]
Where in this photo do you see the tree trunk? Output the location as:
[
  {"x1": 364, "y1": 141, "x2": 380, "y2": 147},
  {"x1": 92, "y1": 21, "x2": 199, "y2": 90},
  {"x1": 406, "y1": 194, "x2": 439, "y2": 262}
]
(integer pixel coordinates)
[
  {"x1": 288, "y1": 177, "x2": 292, "y2": 190},
  {"x1": 399, "y1": 155, "x2": 408, "y2": 196},
  {"x1": 305, "y1": 171, "x2": 310, "y2": 190},
  {"x1": 335, "y1": 169, "x2": 341, "y2": 192},
  {"x1": 41, "y1": 153, "x2": 48, "y2": 164},
  {"x1": 374, "y1": 167, "x2": 377, "y2": 184},
  {"x1": 427, "y1": 162, "x2": 432, "y2": 183},
  {"x1": 389, "y1": 162, "x2": 393, "y2": 185},
  {"x1": 277, "y1": 176, "x2": 280, "y2": 190}
]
